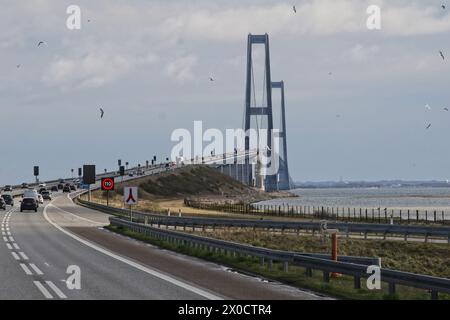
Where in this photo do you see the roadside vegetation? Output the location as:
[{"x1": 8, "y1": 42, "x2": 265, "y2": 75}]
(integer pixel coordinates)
[{"x1": 106, "y1": 225, "x2": 450, "y2": 300}]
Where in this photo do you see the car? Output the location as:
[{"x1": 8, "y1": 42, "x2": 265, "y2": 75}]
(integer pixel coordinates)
[
  {"x1": 23, "y1": 189, "x2": 39, "y2": 205},
  {"x1": 0, "y1": 198, "x2": 6, "y2": 210},
  {"x1": 51, "y1": 185, "x2": 58, "y2": 192},
  {"x1": 57, "y1": 183, "x2": 64, "y2": 190},
  {"x1": 3, "y1": 185, "x2": 13, "y2": 192},
  {"x1": 63, "y1": 185, "x2": 71, "y2": 193},
  {"x1": 37, "y1": 194, "x2": 44, "y2": 204},
  {"x1": 70, "y1": 184, "x2": 76, "y2": 191},
  {"x1": 41, "y1": 191, "x2": 52, "y2": 200},
  {"x1": 21, "y1": 183, "x2": 29, "y2": 189},
  {"x1": 59, "y1": 179, "x2": 65, "y2": 184},
  {"x1": 20, "y1": 198, "x2": 38, "y2": 212},
  {"x1": 38, "y1": 183, "x2": 46, "y2": 188},
  {"x1": 1, "y1": 194, "x2": 14, "y2": 206},
  {"x1": 38, "y1": 187, "x2": 47, "y2": 194}
]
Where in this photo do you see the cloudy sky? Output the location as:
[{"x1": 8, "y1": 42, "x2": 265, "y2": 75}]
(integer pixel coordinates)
[{"x1": 1, "y1": 0, "x2": 450, "y2": 184}]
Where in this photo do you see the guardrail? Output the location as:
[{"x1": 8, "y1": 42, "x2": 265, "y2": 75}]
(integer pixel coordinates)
[
  {"x1": 77, "y1": 199, "x2": 450, "y2": 243},
  {"x1": 110, "y1": 217, "x2": 450, "y2": 299}
]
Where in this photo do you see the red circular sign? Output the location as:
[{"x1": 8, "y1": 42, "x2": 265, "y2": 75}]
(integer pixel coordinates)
[{"x1": 101, "y1": 177, "x2": 115, "y2": 191}]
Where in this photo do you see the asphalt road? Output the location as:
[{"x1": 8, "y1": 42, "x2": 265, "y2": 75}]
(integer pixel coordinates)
[{"x1": 0, "y1": 192, "x2": 325, "y2": 300}]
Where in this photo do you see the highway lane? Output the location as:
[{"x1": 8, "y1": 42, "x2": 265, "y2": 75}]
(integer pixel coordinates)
[
  {"x1": 2, "y1": 196, "x2": 220, "y2": 300},
  {"x1": 1, "y1": 191, "x2": 325, "y2": 300}
]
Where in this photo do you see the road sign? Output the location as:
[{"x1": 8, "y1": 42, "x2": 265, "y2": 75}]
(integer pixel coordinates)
[
  {"x1": 101, "y1": 177, "x2": 115, "y2": 191},
  {"x1": 78, "y1": 168, "x2": 82, "y2": 177},
  {"x1": 124, "y1": 187, "x2": 138, "y2": 205},
  {"x1": 34, "y1": 166, "x2": 39, "y2": 176},
  {"x1": 118, "y1": 159, "x2": 122, "y2": 167},
  {"x1": 119, "y1": 166, "x2": 125, "y2": 176},
  {"x1": 83, "y1": 165, "x2": 96, "y2": 185}
]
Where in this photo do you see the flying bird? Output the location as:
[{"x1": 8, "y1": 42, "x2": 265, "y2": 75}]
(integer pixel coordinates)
[
  {"x1": 209, "y1": 77, "x2": 215, "y2": 82},
  {"x1": 442, "y1": 5, "x2": 446, "y2": 10},
  {"x1": 426, "y1": 123, "x2": 432, "y2": 130},
  {"x1": 440, "y1": 50, "x2": 445, "y2": 60},
  {"x1": 293, "y1": 5, "x2": 297, "y2": 13},
  {"x1": 444, "y1": 107, "x2": 449, "y2": 111},
  {"x1": 37, "y1": 41, "x2": 45, "y2": 47},
  {"x1": 16, "y1": 64, "x2": 21, "y2": 68},
  {"x1": 100, "y1": 108, "x2": 105, "y2": 119}
]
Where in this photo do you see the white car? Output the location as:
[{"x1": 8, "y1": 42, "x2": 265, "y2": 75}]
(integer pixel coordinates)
[
  {"x1": 23, "y1": 189, "x2": 39, "y2": 202},
  {"x1": 37, "y1": 194, "x2": 44, "y2": 204}
]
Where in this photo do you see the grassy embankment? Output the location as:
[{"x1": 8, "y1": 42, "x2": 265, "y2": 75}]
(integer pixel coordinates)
[{"x1": 107, "y1": 224, "x2": 450, "y2": 300}]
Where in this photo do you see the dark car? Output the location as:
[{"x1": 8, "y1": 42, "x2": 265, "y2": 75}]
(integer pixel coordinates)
[
  {"x1": 51, "y1": 185, "x2": 58, "y2": 192},
  {"x1": 70, "y1": 185, "x2": 76, "y2": 191},
  {"x1": 20, "y1": 198, "x2": 38, "y2": 212},
  {"x1": 3, "y1": 185, "x2": 13, "y2": 192},
  {"x1": 41, "y1": 191, "x2": 52, "y2": 200},
  {"x1": 57, "y1": 183, "x2": 64, "y2": 190},
  {"x1": 0, "y1": 198, "x2": 6, "y2": 210},
  {"x1": 63, "y1": 185, "x2": 71, "y2": 193},
  {"x1": 38, "y1": 187, "x2": 47, "y2": 194},
  {"x1": 1, "y1": 194, "x2": 14, "y2": 206},
  {"x1": 21, "y1": 183, "x2": 29, "y2": 189}
]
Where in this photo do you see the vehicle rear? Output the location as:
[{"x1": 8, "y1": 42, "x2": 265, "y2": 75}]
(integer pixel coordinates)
[
  {"x1": 20, "y1": 198, "x2": 38, "y2": 212},
  {"x1": 1, "y1": 194, "x2": 14, "y2": 206}
]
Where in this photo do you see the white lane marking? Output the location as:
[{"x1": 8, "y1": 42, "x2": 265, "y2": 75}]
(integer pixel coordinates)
[
  {"x1": 12, "y1": 243, "x2": 20, "y2": 250},
  {"x1": 6, "y1": 231, "x2": 11, "y2": 236},
  {"x1": 6, "y1": 243, "x2": 12, "y2": 250},
  {"x1": 43, "y1": 202, "x2": 223, "y2": 300},
  {"x1": 33, "y1": 281, "x2": 53, "y2": 299},
  {"x1": 20, "y1": 263, "x2": 33, "y2": 275},
  {"x1": 48, "y1": 203, "x2": 105, "y2": 226},
  {"x1": 19, "y1": 252, "x2": 29, "y2": 260},
  {"x1": 29, "y1": 263, "x2": 43, "y2": 275},
  {"x1": 11, "y1": 252, "x2": 20, "y2": 260},
  {"x1": 3, "y1": 236, "x2": 8, "y2": 242},
  {"x1": 8, "y1": 236, "x2": 14, "y2": 242},
  {"x1": 45, "y1": 281, "x2": 67, "y2": 299}
]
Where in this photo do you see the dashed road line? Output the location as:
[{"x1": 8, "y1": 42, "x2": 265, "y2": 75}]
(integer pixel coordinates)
[
  {"x1": 46, "y1": 281, "x2": 67, "y2": 299},
  {"x1": 11, "y1": 252, "x2": 20, "y2": 260},
  {"x1": 33, "y1": 281, "x2": 53, "y2": 299},
  {"x1": 19, "y1": 252, "x2": 29, "y2": 260},
  {"x1": 20, "y1": 263, "x2": 33, "y2": 275},
  {"x1": 29, "y1": 263, "x2": 43, "y2": 275},
  {"x1": 6, "y1": 243, "x2": 12, "y2": 250},
  {"x1": 12, "y1": 243, "x2": 20, "y2": 250}
]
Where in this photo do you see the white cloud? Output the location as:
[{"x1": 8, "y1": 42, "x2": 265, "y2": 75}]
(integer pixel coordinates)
[{"x1": 166, "y1": 55, "x2": 197, "y2": 83}]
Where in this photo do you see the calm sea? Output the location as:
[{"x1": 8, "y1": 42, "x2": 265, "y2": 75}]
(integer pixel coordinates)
[{"x1": 258, "y1": 187, "x2": 450, "y2": 211}]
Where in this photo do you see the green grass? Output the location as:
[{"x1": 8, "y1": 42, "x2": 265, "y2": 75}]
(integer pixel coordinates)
[
  {"x1": 188, "y1": 229, "x2": 450, "y2": 278},
  {"x1": 105, "y1": 225, "x2": 450, "y2": 300}
]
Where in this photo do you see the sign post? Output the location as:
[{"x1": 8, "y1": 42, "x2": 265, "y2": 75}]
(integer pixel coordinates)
[
  {"x1": 123, "y1": 187, "x2": 138, "y2": 222},
  {"x1": 83, "y1": 165, "x2": 96, "y2": 202},
  {"x1": 101, "y1": 177, "x2": 115, "y2": 206},
  {"x1": 34, "y1": 166, "x2": 39, "y2": 183}
]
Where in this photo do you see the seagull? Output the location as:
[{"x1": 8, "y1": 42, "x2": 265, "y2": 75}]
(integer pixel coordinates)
[
  {"x1": 444, "y1": 107, "x2": 449, "y2": 111},
  {"x1": 209, "y1": 77, "x2": 215, "y2": 82},
  {"x1": 442, "y1": 4, "x2": 446, "y2": 10},
  {"x1": 425, "y1": 104, "x2": 431, "y2": 110},
  {"x1": 100, "y1": 108, "x2": 105, "y2": 119},
  {"x1": 37, "y1": 41, "x2": 45, "y2": 47},
  {"x1": 293, "y1": 5, "x2": 297, "y2": 13},
  {"x1": 440, "y1": 50, "x2": 445, "y2": 60},
  {"x1": 426, "y1": 123, "x2": 432, "y2": 130}
]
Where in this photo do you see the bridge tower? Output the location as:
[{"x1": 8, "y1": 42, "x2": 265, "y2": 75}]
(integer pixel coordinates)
[
  {"x1": 272, "y1": 81, "x2": 292, "y2": 190},
  {"x1": 244, "y1": 34, "x2": 278, "y2": 191}
]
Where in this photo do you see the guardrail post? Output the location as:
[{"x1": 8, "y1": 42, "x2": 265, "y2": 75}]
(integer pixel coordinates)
[
  {"x1": 268, "y1": 259, "x2": 273, "y2": 270},
  {"x1": 260, "y1": 257, "x2": 265, "y2": 267},
  {"x1": 283, "y1": 262, "x2": 289, "y2": 273},
  {"x1": 431, "y1": 290, "x2": 439, "y2": 300},
  {"x1": 305, "y1": 268, "x2": 312, "y2": 277},
  {"x1": 404, "y1": 233, "x2": 408, "y2": 241},
  {"x1": 354, "y1": 276, "x2": 361, "y2": 289},
  {"x1": 388, "y1": 283, "x2": 396, "y2": 295},
  {"x1": 323, "y1": 271, "x2": 330, "y2": 283}
]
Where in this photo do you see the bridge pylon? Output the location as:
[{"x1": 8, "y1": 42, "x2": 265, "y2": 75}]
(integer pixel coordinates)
[{"x1": 244, "y1": 34, "x2": 278, "y2": 192}]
